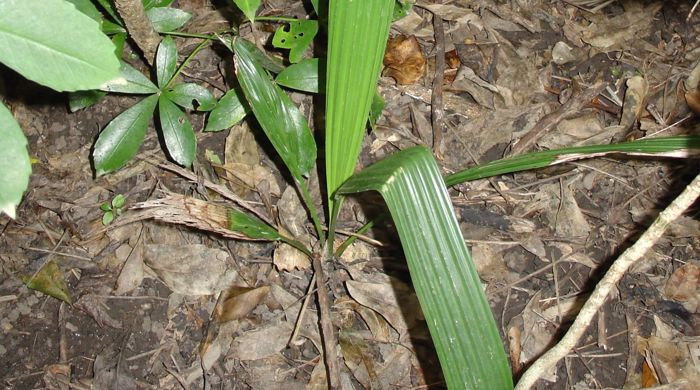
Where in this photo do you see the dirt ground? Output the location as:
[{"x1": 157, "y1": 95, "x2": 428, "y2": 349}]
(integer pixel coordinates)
[{"x1": 1, "y1": 0, "x2": 700, "y2": 389}]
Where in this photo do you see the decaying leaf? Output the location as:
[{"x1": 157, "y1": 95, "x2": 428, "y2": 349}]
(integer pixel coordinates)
[
  {"x1": 618, "y1": 75, "x2": 649, "y2": 136},
  {"x1": 74, "y1": 294, "x2": 123, "y2": 328},
  {"x1": 273, "y1": 242, "x2": 310, "y2": 271},
  {"x1": 212, "y1": 285, "x2": 270, "y2": 323},
  {"x1": 339, "y1": 329, "x2": 380, "y2": 388},
  {"x1": 144, "y1": 244, "x2": 240, "y2": 295},
  {"x1": 229, "y1": 320, "x2": 293, "y2": 360},
  {"x1": 383, "y1": 35, "x2": 425, "y2": 85},
  {"x1": 114, "y1": 240, "x2": 144, "y2": 295},
  {"x1": 346, "y1": 279, "x2": 420, "y2": 337},
  {"x1": 664, "y1": 262, "x2": 699, "y2": 313},
  {"x1": 22, "y1": 260, "x2": 71, "y2": 304}
]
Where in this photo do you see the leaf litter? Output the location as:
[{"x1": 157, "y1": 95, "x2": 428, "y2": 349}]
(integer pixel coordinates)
[{"x1": 2, "y1": 0, "x2": 700, "y2": 389}]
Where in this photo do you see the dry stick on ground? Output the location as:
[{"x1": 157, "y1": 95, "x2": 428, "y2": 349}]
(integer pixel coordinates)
[
  {"x1": 515, "y1": 170, "x2": 700, "y2": 390},
  {"x1": 114, "y1": 0, "x2": 162, "y2": 66},
  {"x1": 430, "y1": 4, "x2": 446, "y2": 160},
  {"x1": 312, "y1": 252, "x2": 340, "y2": 389},
  {"x1": 509, "y1": 81, "x2": 606, "y2": 156}
]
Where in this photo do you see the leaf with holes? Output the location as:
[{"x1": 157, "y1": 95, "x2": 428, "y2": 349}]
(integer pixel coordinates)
[
  {"x1": 166, "y1": 83, "x2": 216, "y2": 111},
  {"x1": 158, "y1": 95, "x2": 196, "y2": 167},
  {"x1": 272, "y1": 19, "x2": 318, "y2": 63}
]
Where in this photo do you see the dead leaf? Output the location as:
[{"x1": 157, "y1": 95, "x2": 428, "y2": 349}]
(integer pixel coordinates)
[
  {"x1": 144, "y1": 244, "x2": 240, "y2": 295},
  {"x1": 212, "y1": 285, "x2": 270, "y2": 323},
  {"x1": 43, "y1": 363, "x2": 70, "y2": 390},
  {"x1": 22, "y1": 260, "x2": 71, "y2": 304},
  {"x1": 114, "y1": 240, "x2": 144, "y2": 295},
  {"x1": 92, "y1": 343, "x2": 138, "y2": 389},
  {"x1": 618, "y1": 75, "x2": 649, "y2": 135},
  {"x1": 339, "y1": 329, "x2": 380, "y2": 389},
  {"x1": 383, "y1": 35, "x2": 426, "y2": 85},
  {"x1": 346, "y1": 279, "x2": 420, "y2": 337},
  {"x1": 664, "y1": 262, "x2": 699, "y2": 313},
  {"x1": 229, "y1": 320, "x2": 293, "y2": 360},
  {"x1": 74, "y1": 294, "x2": 122, "y2": 329},
  {"x1": 273, "y1": 242, "x2": 311, "y2": 271}
]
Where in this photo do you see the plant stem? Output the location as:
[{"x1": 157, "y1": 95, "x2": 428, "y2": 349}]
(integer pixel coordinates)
[
  {"x1": 162, "y1": 31, "x2": 215, "y2": 40},
  {"x1": 164, "y1": 38, "x2": 212, "y2": 90},
  {"x1": 333, "y1": 215, "x2": 383, "y2": 258},
  {"x1": 297, "y1": 179, "x2": 326, "y2": 244},
  {"x1": 312, "y1": 251, "x2": 340, "y2": 389},
  {"x1": 255, "y1": 16, "x2": 306, "y2": 23}
]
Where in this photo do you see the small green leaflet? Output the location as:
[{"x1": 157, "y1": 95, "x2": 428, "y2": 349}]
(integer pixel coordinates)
[
  {"x1": 276, "y1": 58, "x2": 319, "y2": 93},
  {"x1": 166, "y1": 83, "x2": 216, "y2": 111},
  {"x1": 93, "y1": 95, "x2": 159, "y2": 176},
  {"x1": 147, "y1": 7, "x2": 192, "y2": 32},
  {"x1": 22, "y1": 260, "x2": 71, "y2": 304},
  {"x1": 227, "y1": 208, "x2": 281, "y2": 240},
  {"x1": 156, "y1": 36, "x2": 177, "y2": 88},
  {"x1": 158, "y1": 95, "x2": 196, "y2": 167},
  {"x1": 205, "y1": 88, "x2": 248, "y2": 132},
  {"x1": 232, "y1": 0, "x2": 260, "y2": 22},
  {"x1": 272, "y1": 19, "x2": 318, "y2": 63}
]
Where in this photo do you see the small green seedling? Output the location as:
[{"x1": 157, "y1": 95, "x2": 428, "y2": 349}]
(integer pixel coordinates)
[{"x1": 100, "y1": 194, "x2": 125, "y2": 225}]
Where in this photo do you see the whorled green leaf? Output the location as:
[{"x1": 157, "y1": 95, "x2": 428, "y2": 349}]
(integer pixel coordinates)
[
  {"x1": 368, "y1": 90, "x2": 385, "y2": 130},
  {"x1": 333, "y1": 146, "x2": 513, "y2": 390},
  {"x1": 204, "y1": 88, "x2": 248, "y2": 132},
  {"x1": 227, "y1": 208, "x2": 281, "y2": 240},
  {"x1": 143, "y1": 0, "x2": 174, "y2": 10},
  {"x1": 147, "y1": 6, "x2": 192, "y2": 33},
  {"x1": 234, "y1": 38, "x2": 285, "y2": 74},
  {"x1": 0, "y1": 102, "x2": 31, "y2": 219},
  {"x1": 166, "y1": 83, "x2": 216, "y2": 111},
  {"x1": 100, "y1": 61, "x2": 159, "y2": 94},
  {"x1": 22, "y1": 260, "x2": 71, "y2": 304},
  {"x1": 69, "y1": 90, "x2": 107, "y2": 112},
  {"x1": 158, "y1": 95, "x2": 196, "y2": 167},
  {"x1": 232, "y1": 0, "x2": 260, "y2": 22},
  {"x1": 93, "y1": 95, "x2": 159, "y2": 176},
  {"x1": 233, "y1": 38, "x2": 316, "y2": 181},
  {"x1": 272, "y1": 19, "x2": 318, "y2": 64},
  {"x1": 275, "y1": 58, "x2": 319, "y2": 93},
  {"x1": 325, "y1": 0, "x2": 394, "y2": 214},
  {"x1": 0, "y1": 0, "x2": 121, "y2": 92},
  {"x1": 156, "y1": 35, "x2": 178, "y2": 88},
  {"x1": 445, "y1": 136, "x2": 700, "y2": 186}
]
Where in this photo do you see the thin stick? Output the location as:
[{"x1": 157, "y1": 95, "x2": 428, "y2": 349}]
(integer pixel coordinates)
[
  {"x1": 515, "y1": 171, "x2": 700, "y2": 389},
  {"x1": 430, "y1": 3, "x2": 446, "y2": 159},
  {"x1": 312, "y1": 252, "x2": 340, "y2": 389}
]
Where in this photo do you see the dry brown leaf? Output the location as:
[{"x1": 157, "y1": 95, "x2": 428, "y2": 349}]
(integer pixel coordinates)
[
  {"x1": 383, "y1": 35, "x2": 426, "y2": 85},
  {"x1": 664, "y1": 262, "x2": 699, "y2": 313},
  {"x1": 74, "y1": 294, "x2": 122, "y2": 329},
  {"x1": 273, "y1": 242, "x2": 311, "y2": 271},
  {"x1": 509, "y1": 292, "x2": 558, "y2": 382},
  {"x1": 346, "y1": 279, "x2": 420, "y2": 337},
  {"x1": 144, "y1": 244, "x2": 240, "y2": 295},
  {"x1": 213, "y1": 285, "x2": 270, "y2": 323},
  {"x1": 339, "y1": 329, "x2": 380, "y2": 388},
  {"x1": 229, "y1": 320, "x2": 293, "y2": 360},
  {"x1": 114, "y1": 240, "x2": 144, "y2": 295}
]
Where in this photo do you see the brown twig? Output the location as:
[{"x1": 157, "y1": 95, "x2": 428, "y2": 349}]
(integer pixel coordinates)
[
  {"x1": 509, "y1": 81, "x2": 606, "y2": 156},
  {"x1": 515, "y1": 171, "x2": 700, "y2": 389},
  {"x1": 114, "y1": 0, "x2": 162, "y2": 66},
  {"x1": 312, "y1": 251, "x2": 340, "y2": 389},
  {"x1": 430, "y1": 3, "x2": 446, "y2": 160}
]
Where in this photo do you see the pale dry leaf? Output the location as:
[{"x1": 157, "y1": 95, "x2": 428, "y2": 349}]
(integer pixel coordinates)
[
  {"x1": 273, "y1": 242, "x2": 311, "y2": 271},
  {"x1": 114, "y1": 240, "x2": 144, "y2": 295},
  {"x1": 618, "y1": 75, "x2": 649, "y2": 133},
  {"x1": 540, "y1": 295, "x2": 587, "y2": 323},
  {"x1": 581, "y1": 2, "x2": 662, "y2": 50},
  {"x1": 92, "y1": 343, "x2": 138, "y2": 390},
  {"x1": 229, "y1": 320, "x2": 293, "y2": 360},
  {"x1": 200, "y1": 321, "x2": 239, "y2": 371},
  {"x1": 346, "y1": 279, "x2": 420, "y2": 337},
  {"x1": 339, "y1": 330, "x2": 380, "y2": 388},
  {"x1": 144, "y1": 244, "x2": 240, "y2": 295},
  {"x1": 511, "y1": 291, "x2": 558, "y2": 382},
  {"x1": 550, "y1": 182, "x2": 590, "y2": 238},
  {"x1": 74, "y1": 294, "x2": 122, "y2": 329},
  {"x1": 471, "y1": 243, "x2": 512, "y2": 283},
  {"x1": 213, "y1": 285, "x2": 270, "y2": 323},
  {"x1": 377, "y1": 344, "x2": 413, "y2": 389}
]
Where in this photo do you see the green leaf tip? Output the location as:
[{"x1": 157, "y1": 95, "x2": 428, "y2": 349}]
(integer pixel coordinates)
[{"x1": 334, "y1": 146, "x2": 513, "y2": 389}]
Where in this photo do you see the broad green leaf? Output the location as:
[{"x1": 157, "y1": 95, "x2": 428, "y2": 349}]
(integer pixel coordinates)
[
  {"x1": 156, "y1": 36, "x2": 178, "y2": 88},
  {"x1": 111, "y1": 194, "x2": 126, "y2": 209},
  {"x1": 309, "y1": 0, "x2": 319, "y2": 14},
  {"x1": 22, "y1": 260, "x2": 71, "y2": 304},
  {"x1": 227, "y1": 208, "x2": 281, "y2": 240},
  {"x1": 204, "y1": 88, "x2": 248, "y2": 132},
  {"x1": 233, "y1": 37, "x2": 285, "y2": 74},
  {"x1": 143, "y1": 0, "x2": 174, "y2": 10},
  {"x1": 233, "y1": 38, "x2": 316, "y2": 181},
  {"x1": 166, "y1": 83, "x2": 216, "y2": 111},
  {"x1": 0, "y1": 0, "x2": 121, "y2": 92},
  {"x1": 93, "y1": 95, "x2": 159, "y2": 176},
  {"x1": 275, "y1": 58, "x2": 319, "y2": 93},
  {"x1": 101, "y1": 61, "x2": 159, "y2": 94},
  {"x1": 158, "y1": 95, "x2": 196, "y2": 167},
  {"x1": 112, "y1": 32, "x2": 127, "y2": 57},
  {"x1": 0, "y1": 102, "x2": 31, "y2": 219},
  {"x1": 102, "y1": 19, "x2": 126, "y2": 34},
  {"x1": 333, "y1": 146, "x2": 512, "y2": 390},
  {"x1": 368, "y1": 90, "x2": 385, "y2": 130},
  {"x1": 325, "y1": 0, "x2": 394, "y2": 214},
  {"x1": 69, "y1": 90, "x2": 107, "y2": 112},
  {"x1": 232, "y1": 0, "x2": 260, "y2": 22},
  {"x1": 64, "y1": 0, "x2": 103, "y2": 21},
  {"x1": 272, "y1": 20, "x2": 319, "y2": 63},
  {"x1": 147, "y1": 7, "x2": 192, "y2": 33},
  {"x1": 102, "y1": 210, "x2": 115, "y2": 225},
  {"x1": 445, "y1": 136, "x2": 700, "y2": 186}
]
